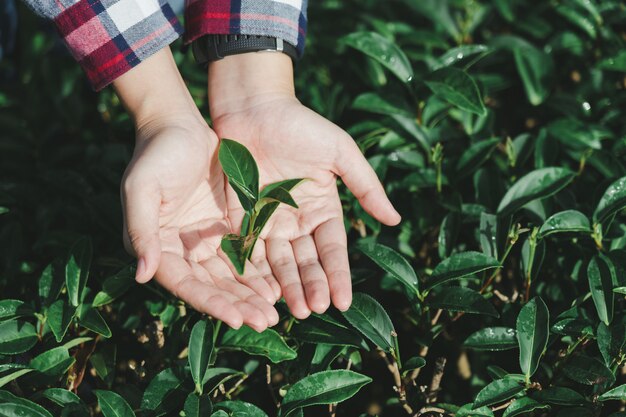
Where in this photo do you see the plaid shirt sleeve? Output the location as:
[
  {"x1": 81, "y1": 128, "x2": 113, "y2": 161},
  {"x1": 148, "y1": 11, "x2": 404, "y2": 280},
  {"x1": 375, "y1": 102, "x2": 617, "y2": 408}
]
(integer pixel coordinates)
[
  {"x1": 22, "y1": 0, "x2": 183, "y2": 90},
  {"x1": 184, "y1": 0, "x2": 308, "y2": 57}
]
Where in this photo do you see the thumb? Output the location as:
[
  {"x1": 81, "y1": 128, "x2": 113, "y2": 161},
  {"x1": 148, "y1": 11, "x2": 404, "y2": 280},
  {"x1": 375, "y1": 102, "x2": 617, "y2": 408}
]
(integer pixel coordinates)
[
  {"x1": 335, "y1": 136, "x2": 401, "y2": 226},
  {"x1": 122, "y1": 180, "x2": 162, "y2": 283}
]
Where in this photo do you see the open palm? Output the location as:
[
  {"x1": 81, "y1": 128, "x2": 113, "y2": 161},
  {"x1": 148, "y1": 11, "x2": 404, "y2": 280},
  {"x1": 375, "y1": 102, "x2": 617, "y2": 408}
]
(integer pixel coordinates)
[
  {"x1": 212, "y1": 97, "x2": 400, "y2": 319},
  {"x1": 121, "y1": 117, "x2": 278, "y2": 331}
]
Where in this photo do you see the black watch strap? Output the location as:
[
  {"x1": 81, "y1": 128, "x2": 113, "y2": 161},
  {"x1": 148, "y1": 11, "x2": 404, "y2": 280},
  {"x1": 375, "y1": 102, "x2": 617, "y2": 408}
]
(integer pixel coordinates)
[{"x1": 192, "y1": 34, "x2": 298, "y2": 66}]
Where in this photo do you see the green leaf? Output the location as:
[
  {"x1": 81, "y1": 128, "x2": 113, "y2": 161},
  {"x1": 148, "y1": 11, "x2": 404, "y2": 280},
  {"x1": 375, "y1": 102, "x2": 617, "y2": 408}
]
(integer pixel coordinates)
[
  {"x1": 291, "y1": 316, "x2": 366, "y2": 349},
  {"x1": 280, "y1": 370, "x2": 372, "y2": 417},
  {"x1": 401, "y1": 357, "x2": 426, "y2": 376},
  {"x1": 598, "y1": 51, "x2": 626, "y2": 72},
  {"x1": 215, "y1": 401, "x2": 268, "y2": 417},
  {"x1": 464, "y1": 327, "x2": 518, "y2": 351},
  {"x1": 342, "y1": 293, "x2": 395, "y2": 351},
  {"x1": 89, "y1": 345, "x2": 116, "y2": 387},
  {"x1": 425, "y1": 67, "x2": 486, "y2": 116},
  {"x1": 531, "y1": 387, "x2": 587, "y2": 406},
  {"x1": 189, "y1": 319, "x2": 214, "y2": 392},
  {"x1": 77, "y1": 304, "x2": 111, "y2": 338},
  {"x1": 219, "y1": 139, "x2": 260, "y2": 211},
  {"x1": 593, "y1": 176, "x2": 626, "y2": 224},
  {"x1": 0, "y1": 390, "x2": 53, "y2": 417},
  {"x1": 429, "y1": 287, "x2": 499, "y2": 317},
  {"x1": 457, "y1": 403, "x2": 494, "y2": 417},
  {"x1": 47, "y1": 299, "x2": 76, "y2": 342},
  {"x1": 221, "y1": 326, "x2": 297, "y2": 363},
  {"x1": 38, "y1": 263, "x2": 62, "y2": 306},
  {"x1": 588, "y1": 254, "x2": 617, "y2": 325},
  {"x1": 562, "y1": 354, "x2": 615, "y2": 385},
  {"x1": 92, "y1": 265, "x2": 135, "y2": 307},
  {"x1": 342, "y1": 32, "x2": 413, "y2": 83},
  {"x1": 352, "y1": 92, "x2": 414, "y2": 118},
  {"x1": 400, "y1": 0, "x2": 460, "y2": 40},
  {"x1": 30, "y1": 347, "x2": 75, "y2": 376},
  {"x1": 516, "y1": 297, "x2": 549, "y2": 378},
  {"x1": 40, "y1": 388, "x2": 82, "y2": 406},
  {"x1": 599, "y1": 384, "x2": 626, "y2": 401},
  {"x1": 0, "y1": 300, "x2": 33, "y2": 322},
  {"x1": 538, "y1": 210, "x2": 591, "y2": 238},
  {"x1": 0, "y1": 320, "x2": 38, "y2": 355},
  {"x1": 62, "y1": 337, "x2": 92, "y2": 350},
  {"x1": 65, "y1": 236, "x2": 92, "y2": 307},
  {"x1": 493, "y1": 0, "x2": 515, "y2": 21},
  {"x1": 0, "y1": 403, "x2": 51, "y2": 417},
  {"x1": 93, "y1": 390, "x2": 136, "y2": 417},
  {"x1": 456, "y1": 138, "x2": 500, "y2": 178},
  {"x1": 220, "y1": 234, "x2": 253, "y2": 275},
  {"x1": 556, "y1": 5, "x2": 597, "y2": 39},
  {"x1": 547, "y1": 118, "x2": 606, "y2": 151},
  {"x1": 513, "y1": 45, "x2": 554, "y2": 105},
  {"x1": 256, "y1": 187, "x2": 298, "y2": 210},
  {"x1": 473, "y1": 378, "x2": 525, "y2": 408},
  {"x1": 503, "y1": 397, "x2": 549, "y2": 417},
  {"x1": 141, "y1": 367, "x2": 187, "y2": 413},
  {"x1": 211, "y1": 412, "x2": 229, "y2": 417},
  {"x1": 0, "y1": 369, "x2": 33, "y2": 389},
  {"x1": 426, "y1": 251, "x2": 500, "y2": 290},
  {"x1": 310, "y1": 344, "x2": 344, "y2": 373},
  {"x1": 434, "y1": 44, "x2": 491, "y2": 70},
  {"x1": 202, "y1": 368, "x2": 241, "y2": 392},
  {"x1": 184, "y1": 393, "x2": 213, "y2": 416},
  {"x1": 497, "y1": 168, "x2": 576, "y2": 217},
  {"x1": 357, "y1": 241, "x2": 419, "y2": 291},
  {"x1": 438, "y1": 212, "x2": 461, "y2": 259},
  {"x1": 260, "y1": 179, "x2": 305, "y2": 197},
  {"x1": 479, "y1": 213, "x2": 499, "y2": 259},
  {"x1": 597, "y1": 321, "x2": 625, "y2": 366}
]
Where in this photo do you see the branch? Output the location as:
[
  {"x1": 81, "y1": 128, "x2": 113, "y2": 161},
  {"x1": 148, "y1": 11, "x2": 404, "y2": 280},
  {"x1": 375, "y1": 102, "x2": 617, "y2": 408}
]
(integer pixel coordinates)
[
  {"x1": 426, "y1": 357, "x2": 446, "y2": 404},
  {"x1": 378, "y1": 349, "x2": 413, "y2": 414}
]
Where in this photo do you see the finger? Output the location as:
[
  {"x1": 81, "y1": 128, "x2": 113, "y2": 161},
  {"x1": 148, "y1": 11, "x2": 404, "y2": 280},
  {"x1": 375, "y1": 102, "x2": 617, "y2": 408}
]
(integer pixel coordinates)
[
  {"x1": 314, "y1": 218, "x2": 352, "y2": 311},
  {"x1": 121, "y1": 177, "x2": 162, "y2": 283},
  {"x1": 292, "y1": 235, "x2": 331, "y2": 314},
  {"x1": 218, "y1": 248, "x2": 276, "y2": 304},
  {"x1": 267, "y1": 238, "x2": 311, "y2": 319},
  {"x1": 156, "y1": 253, "x2": 243, "y2": 329},
  {"x1": 251, "y1": 239, "x2": 282, "y2": 301},
  {"x1": 200, "y1": 257, "x2": 279, "y2": 326},
  {"x1": 335, "y1": 137, "x2": 401, "y2": 226}
]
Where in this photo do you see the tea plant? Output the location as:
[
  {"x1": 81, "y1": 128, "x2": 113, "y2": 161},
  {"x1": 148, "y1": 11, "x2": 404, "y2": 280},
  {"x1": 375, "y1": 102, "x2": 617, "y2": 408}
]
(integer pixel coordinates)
[
  {"x1": 218, "y1": 139, "x2": 304, "y2": 275},
  {"x1": 1, "y1": 0, "x2": 626, "y2": 416}
]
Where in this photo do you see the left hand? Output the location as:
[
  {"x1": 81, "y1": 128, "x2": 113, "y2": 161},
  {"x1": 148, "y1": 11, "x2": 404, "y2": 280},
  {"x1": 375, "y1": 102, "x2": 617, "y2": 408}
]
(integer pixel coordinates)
[{"x1": 208, "y1": 53, "x2": 401, "y2": 319}]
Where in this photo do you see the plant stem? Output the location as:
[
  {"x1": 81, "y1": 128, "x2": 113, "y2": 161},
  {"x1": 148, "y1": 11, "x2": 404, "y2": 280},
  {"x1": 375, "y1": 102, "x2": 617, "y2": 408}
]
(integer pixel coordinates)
[
  {"x1": 479, "y1": 235, "x2": 516, "y2": 294},
  {"x1": 524, "y1": 228, "x2": 539, "y2": 301},
  {"x1": 213, "y1": 320, "x2": 222, "y2": 344}
]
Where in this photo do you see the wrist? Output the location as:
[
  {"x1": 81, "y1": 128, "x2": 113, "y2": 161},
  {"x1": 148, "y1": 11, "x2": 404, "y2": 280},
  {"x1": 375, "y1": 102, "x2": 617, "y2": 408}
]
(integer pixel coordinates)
[
  {"x1": 113, "y1": 48, "x2": 202, "y2": 131},
  {"x1": 207, "y1": 52, "x2": 296, "y2": 119}
]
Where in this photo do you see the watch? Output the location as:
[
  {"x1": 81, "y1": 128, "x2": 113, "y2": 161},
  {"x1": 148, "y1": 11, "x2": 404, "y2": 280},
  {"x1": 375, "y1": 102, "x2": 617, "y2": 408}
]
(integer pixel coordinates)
[{"x1": 192, "y1": 34, "x2": 298, "y2": 66}]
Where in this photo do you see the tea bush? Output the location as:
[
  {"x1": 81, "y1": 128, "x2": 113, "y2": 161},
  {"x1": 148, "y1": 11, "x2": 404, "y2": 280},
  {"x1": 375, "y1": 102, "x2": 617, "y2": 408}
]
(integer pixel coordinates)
[{"x1": 1, "y1": 0, "x2": 626, "y2": 416}]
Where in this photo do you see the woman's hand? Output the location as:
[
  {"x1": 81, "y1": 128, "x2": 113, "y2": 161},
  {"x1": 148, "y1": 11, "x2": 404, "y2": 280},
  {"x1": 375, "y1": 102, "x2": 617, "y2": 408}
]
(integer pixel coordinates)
[
  {"x1": 114, "y1": 48, "x2": 279, "y2": 331},
  {"x1": 208, "y1": 53, "x2": 401, "y2": 319}
]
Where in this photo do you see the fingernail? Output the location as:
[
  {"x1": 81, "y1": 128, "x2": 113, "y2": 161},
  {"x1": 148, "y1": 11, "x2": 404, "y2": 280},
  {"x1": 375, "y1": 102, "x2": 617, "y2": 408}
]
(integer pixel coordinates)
[{"x1": 135, "y1": 257, "x2": 146, "y2": 282}]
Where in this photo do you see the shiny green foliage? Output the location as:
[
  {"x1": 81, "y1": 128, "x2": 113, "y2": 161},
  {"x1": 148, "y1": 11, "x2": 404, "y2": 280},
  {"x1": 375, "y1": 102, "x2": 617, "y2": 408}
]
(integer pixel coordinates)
[{"x1": 1, "y1": 0, "x2": 626, "y2": 416}]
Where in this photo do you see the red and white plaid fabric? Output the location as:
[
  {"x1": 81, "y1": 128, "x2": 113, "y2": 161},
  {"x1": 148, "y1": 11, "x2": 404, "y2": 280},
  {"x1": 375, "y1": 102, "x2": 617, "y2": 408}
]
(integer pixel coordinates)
[{"x1": 23, "y1": 0, "x2": 307, "y2": 90}]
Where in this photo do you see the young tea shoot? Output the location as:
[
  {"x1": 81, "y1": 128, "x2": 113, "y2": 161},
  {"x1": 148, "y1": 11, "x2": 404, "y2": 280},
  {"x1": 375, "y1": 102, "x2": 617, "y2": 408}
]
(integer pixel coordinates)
[{"x1": 218, "y1": 139, "x2": 304, "y2": 274}]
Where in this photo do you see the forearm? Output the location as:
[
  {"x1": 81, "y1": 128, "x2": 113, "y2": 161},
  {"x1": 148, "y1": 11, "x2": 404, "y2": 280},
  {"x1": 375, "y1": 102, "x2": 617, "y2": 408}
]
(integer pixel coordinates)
[
  {"x1": 113, "y1": 48, "x2": 201, "y2": 130},
  {"x1": 207, "y1": 52, "x2": 295, "y2": 120}
]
